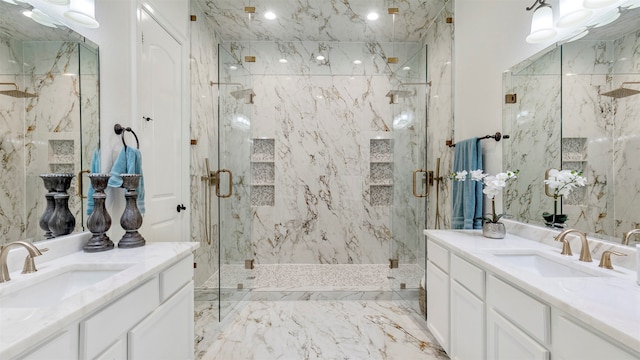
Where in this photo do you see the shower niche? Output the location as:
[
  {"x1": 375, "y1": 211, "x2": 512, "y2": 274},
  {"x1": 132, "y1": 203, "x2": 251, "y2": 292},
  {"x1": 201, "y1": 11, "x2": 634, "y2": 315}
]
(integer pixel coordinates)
[
  {"x1": 370, "y1": 138, "x2": 393, "y2": 206},
  {"x1": 251, "y1": 138, "x2": 275, "y2": 207}
]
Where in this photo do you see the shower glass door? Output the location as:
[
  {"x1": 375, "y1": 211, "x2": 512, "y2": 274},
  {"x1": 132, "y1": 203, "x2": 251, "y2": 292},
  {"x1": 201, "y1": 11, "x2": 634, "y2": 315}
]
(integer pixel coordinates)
[
  {"x1": 391, "y1": 46, "x2": 428, "y2": 312},
  {"x1": 216, "y1": 46, "x2": 253, "y2": 320}
]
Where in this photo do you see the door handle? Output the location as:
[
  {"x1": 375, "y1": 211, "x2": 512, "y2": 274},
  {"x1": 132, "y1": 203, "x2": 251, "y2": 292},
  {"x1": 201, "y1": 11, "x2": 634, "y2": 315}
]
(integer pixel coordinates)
[
  {"x1": 413, "y1": 169, "x2": 429, "y2": 198},
  {"x1": 214, "y1": 169, "x2": 233, "y2": 198},
  {"x1": 77, "y1": 169, "x2": 90, "y2": 198}
]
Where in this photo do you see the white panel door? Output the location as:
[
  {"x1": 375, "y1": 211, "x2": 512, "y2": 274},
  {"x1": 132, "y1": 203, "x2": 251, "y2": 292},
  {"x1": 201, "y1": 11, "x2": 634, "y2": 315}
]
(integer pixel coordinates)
[{"x1": 139, "y1": 9, "x2": 185, "y2": 242}]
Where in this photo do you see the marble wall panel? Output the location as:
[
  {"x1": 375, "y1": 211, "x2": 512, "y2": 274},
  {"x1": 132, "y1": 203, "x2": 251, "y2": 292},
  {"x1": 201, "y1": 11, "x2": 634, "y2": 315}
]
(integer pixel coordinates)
[
  {"x1": 190, "y1": 0, "x2": 221, "y2": 287},
  {"x1": 423, "y1": 0, "x2": 453, "y2": 236},
  {"x1": 0, "y1": 38, "x2": 26, "y2": 243}
]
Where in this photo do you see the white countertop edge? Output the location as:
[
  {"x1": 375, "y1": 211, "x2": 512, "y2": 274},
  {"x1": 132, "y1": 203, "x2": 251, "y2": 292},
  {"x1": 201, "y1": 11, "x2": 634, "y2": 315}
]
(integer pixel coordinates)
[
  {"x1": 0, "y1": 241, "x2": 199, "y2": 359},
  {"x1": 424, "y1": 229, "x2": 640, "y2": 354}
]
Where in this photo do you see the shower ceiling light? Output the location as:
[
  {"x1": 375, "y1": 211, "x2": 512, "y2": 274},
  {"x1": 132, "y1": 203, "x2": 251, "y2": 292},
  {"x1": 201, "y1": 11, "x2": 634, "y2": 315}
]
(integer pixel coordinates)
[
  {"x1": 557, "y1": 0, "x2": 592, "y2": 27},
  {"x1": 279, "y1": 58, "x2": 288, "y2": 63},
  {"x1": 64, "y1": 0, "x2": 99, "y2": 28},
  {"x1": 264, "y1": 11, "x2": 276, "y2": 20},
  {"x1": 367, "y1": 12, "x2": 379, "y2": 20},
  {"x1": 525, "y1": 0, "x2": 557, "y2": 43},
  {"x1": 353, "y1": 59, "x2": 362, "y2": 65},
  {"x1": 316, "y1": 55, "x2": 325, "y2": 61}
]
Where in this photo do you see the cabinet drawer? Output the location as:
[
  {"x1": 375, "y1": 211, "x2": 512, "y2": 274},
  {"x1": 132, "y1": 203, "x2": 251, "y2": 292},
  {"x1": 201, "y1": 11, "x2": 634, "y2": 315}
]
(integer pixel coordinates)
[
  {"x1": 451, "y1": 254, "x2": 485, "y2": 299},
  {"x1": 427, "y1": 239, "x2": 449, "y2": 273},
  {"x1": 487, "y1": 275, "x2": 549, "y2": 345},
  {"x1": 80, "y1": 277, "x2": 160, "y2": 359},
  {"x1": 160, "y1": 254, "x2": 193, "y2": 302}
]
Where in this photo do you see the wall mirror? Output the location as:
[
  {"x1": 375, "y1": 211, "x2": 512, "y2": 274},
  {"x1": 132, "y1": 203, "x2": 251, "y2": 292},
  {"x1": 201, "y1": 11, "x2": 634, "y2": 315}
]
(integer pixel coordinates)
[
  {"x1": 0, "y1": 1, "x2": 100, "y2": 245},
  {"x1": 503, "y1": 6, "x2": 640, "y2": 245}
]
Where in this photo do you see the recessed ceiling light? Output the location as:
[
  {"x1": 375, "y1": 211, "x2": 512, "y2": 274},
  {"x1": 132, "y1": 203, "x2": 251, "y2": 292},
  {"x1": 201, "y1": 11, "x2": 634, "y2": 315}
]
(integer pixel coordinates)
[
  {"x1": 279, "y1": 58, "x2": 288, "y2": 63},
  {"x1": 230, "y1": 65, "x2": 238, "y2": 70},
  {"x1": 367, "y1": 12, "x2": 379, "y2": 20},
  {"x1": 403, "y1": 66, "x2": 411, "y2": 71},
  {"x1": 353, "y1": 60, "x2": 362, "y2": 65},
  {"x1": 264, "y1": 11, "x2": 276, "y2": 20},
  {"x1": 316, "y1": 55, "x2": 325, "y2": 61}
]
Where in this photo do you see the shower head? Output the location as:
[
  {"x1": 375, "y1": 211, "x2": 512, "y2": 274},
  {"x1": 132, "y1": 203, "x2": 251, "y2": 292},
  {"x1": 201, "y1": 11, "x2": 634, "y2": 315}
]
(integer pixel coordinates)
[
  {"x1": 600, "y1": 82, "x2": 640, "y2": 99},
  {"x1": 0, "y1": 83, "x2": 37, "y2": 98}
]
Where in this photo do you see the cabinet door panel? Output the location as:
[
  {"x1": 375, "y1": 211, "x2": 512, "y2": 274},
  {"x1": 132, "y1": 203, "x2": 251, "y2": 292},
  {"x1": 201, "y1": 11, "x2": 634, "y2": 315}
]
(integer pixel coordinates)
[
  {"x1": 450, "y1": 281, "x2": 484, "y2": 360},
  {"x1": 552, "y1": 310, "x2": 637, "y2": 360},
  {"x1": 128, "y1": 282, "x2": 194, "y2": 360},
  {"x1": 18, "y1": 325, "x2": 78, "y2": 360},
  {"x1": 487, "y1": 308, "x2": 549, "y2": 360},
  {"x1": 427, "y1": 261, "x2": 450, "y2": 354}
]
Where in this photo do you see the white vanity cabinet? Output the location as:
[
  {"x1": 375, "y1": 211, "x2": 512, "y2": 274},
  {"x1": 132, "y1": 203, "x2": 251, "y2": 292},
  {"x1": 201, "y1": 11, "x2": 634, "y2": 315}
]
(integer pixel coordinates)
[
  {"x1": 450, "y1": 254, "x2": 485, "y2": 360},
  {"x1": 425, "y1": 235, "x2": 640, "y2": 360},
  {"x1": 426, "y1": 241, "x2": 450, "y2": 353},
  {"x1": 11, "y1": 254, "x2": 194, "y2": 360}
]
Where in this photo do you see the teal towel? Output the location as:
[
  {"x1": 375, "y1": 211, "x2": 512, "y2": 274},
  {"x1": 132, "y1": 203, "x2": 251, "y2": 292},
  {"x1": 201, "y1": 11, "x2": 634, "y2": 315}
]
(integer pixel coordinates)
[
  {"x1": 452, "y1": 138, "x2": 483, "y2": 229},
  {"x1": 86, "y1": 148, "x2": 101, "y2": 216},
  {"x1": 108, "y1": 147, "x2": 145, "y2": 214}
]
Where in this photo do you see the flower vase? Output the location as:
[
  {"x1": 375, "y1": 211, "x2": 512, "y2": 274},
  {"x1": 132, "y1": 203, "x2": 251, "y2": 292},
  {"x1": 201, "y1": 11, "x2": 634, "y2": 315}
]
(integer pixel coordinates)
[
  {"x1": 84, "y1": 174, "x2": 114, "y2": 252},
  {"x1": 39, "y1": 174, "x2": 57, "y2": 239},
  {"x1": 47, "y1": 173, "x2": 75, "y2": 237},
  {"x1": 118, "y1": 174, "x2": 145, "y2": 248},
  {"x1": 482, "y1": 222, "x2": 506, "y2": 239},
  {"x1": 543, "y1": 196, "x2": 568, "y2": 227}
]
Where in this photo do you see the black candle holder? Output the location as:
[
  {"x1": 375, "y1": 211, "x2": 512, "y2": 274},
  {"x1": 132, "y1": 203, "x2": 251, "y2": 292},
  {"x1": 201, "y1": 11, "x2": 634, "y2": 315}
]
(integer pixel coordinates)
[
  {"x1": 48, "y1": 173, "x2": 75, "y2": 237},
  {"x1": 84, "y1": 174, "x2": 114, "y2": 252},
  {"x1": 118, "y1": 174, "x2": 145, "y2": 248}
]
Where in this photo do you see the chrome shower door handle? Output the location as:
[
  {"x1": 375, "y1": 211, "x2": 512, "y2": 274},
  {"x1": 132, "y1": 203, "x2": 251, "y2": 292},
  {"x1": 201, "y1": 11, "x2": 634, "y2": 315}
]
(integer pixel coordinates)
[
  {"x1": 413, "y1": 169, "x2": 428, "y2": 198},
  {"x1": 214, "y1": 169, "x2": 233, "y2": 198}
]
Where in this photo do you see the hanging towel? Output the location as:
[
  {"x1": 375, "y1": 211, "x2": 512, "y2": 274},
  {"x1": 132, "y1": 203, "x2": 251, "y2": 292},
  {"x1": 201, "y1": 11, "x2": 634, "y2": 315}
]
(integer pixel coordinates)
[
  {"x1": 452, "y1": 138, "x2": 483, "y2": 229},
  {"x1": 86, "y1": 148, "x2": 101, "y2": 216},
  {"x1": 108, "y1": 146, "x2": 145, "y2": 214}
]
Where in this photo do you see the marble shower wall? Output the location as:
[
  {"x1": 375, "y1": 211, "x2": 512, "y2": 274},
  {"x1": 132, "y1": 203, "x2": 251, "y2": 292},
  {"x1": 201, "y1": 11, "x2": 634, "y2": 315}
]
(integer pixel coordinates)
[
  {"x1": 190, "y1": 0, "x2": 221, "y2": 287},
  {"x1": 1, "y1": 39, "x2": 93, "y2": 245},
  {"x1": 423, "y1": 0, "x2": 454, "y2": 232},
  {"x1": 217, "y1": 40, "x2": 419, "y2": 265}
]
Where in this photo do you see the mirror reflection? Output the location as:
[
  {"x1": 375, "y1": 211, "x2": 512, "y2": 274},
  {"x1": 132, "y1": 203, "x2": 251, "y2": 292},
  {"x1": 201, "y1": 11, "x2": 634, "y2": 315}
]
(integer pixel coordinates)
[
  {"x1": 503, "y1": 6, "x2": 640, "y2": 245},
  {"x1": 0, "y1": 1, "x2": 100, "y2": 245}
]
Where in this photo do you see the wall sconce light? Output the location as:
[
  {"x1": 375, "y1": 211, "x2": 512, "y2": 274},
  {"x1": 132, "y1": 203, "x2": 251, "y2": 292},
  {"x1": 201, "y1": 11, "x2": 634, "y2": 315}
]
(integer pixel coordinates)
[
  {"x1": 583, "y1": 0, "x2": 621, "y2": 8},
  {"x1": 526, "y1": 0, "x2": 557, "y2": 43},
  {"x1": 557, "y1": 0, "x2": 592, "y2": 28},
  {"x1": 63, "y1": 0, "x2": 99, "y2": 28}
]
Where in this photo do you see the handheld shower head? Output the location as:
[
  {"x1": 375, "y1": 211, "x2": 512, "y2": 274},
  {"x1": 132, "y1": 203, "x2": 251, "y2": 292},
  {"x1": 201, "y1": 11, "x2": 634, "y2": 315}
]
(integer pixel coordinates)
[
  {"x1": 600, "y1": 82, "x2": 640, "y2": 99},
  {"x1": 0, "y1": 83, "x2": 37, "y2": 98}
]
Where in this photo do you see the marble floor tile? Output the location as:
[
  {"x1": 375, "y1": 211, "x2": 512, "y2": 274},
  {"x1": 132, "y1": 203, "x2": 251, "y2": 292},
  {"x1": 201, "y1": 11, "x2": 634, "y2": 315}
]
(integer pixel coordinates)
[{"x1": 197, "y1": 299, "x2": 448, "y2": 360}]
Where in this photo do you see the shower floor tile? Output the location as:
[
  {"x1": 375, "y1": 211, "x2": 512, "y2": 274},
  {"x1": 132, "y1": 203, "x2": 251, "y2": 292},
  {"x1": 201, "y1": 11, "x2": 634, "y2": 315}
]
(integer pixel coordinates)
[{"x1": 198, "y1": 299, "x2": 448, "y2": 360}]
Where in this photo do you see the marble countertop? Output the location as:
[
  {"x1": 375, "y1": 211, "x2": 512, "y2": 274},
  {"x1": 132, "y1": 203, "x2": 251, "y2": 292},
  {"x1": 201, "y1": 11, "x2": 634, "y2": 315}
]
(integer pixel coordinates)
[
  {"x1": 0, "y1": 234, "x2": 198, "y2": 359},
  {"x1": 424, "y1": 229, "x2": 640, "y2": 354}
]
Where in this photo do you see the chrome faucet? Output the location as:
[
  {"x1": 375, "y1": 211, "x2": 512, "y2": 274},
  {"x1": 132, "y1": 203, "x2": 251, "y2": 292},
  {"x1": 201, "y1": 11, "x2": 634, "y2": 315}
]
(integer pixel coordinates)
[
  {"x1": 0, "y1": 241, "x2": 44, "y2": 283},
  {"x1": 622, "y1": 229, "x2": 640, "y2": 245},
  {"x1": 554, "y1": 229, "x2": 592, "y2": 262}
]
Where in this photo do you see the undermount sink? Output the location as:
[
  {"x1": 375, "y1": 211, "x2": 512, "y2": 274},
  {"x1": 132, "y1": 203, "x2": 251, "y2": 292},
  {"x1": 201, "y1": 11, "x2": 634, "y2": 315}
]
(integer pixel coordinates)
[
  {"x1": 0, "y1": 264, "x2": 129, "y2": 309},
  {"x1": 492, "y1": 251, "x2": 606, "y2": 278}
]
